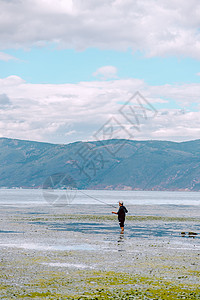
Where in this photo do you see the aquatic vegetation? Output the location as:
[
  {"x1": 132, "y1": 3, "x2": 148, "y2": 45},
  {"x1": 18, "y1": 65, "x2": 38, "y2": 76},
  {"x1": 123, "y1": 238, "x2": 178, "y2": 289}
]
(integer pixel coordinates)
[
  {"x1": 1, "y1": 270, "x2": 200, "y2": 299},
  {"x1": 17, "y1": 213, "x2": 200, "y2": 223}
]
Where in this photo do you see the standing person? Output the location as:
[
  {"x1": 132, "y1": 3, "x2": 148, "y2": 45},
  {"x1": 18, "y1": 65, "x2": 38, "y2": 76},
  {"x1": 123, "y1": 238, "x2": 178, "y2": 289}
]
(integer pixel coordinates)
[{"x1": 112, "y1": 201, "x2": 128, "y2": 234}]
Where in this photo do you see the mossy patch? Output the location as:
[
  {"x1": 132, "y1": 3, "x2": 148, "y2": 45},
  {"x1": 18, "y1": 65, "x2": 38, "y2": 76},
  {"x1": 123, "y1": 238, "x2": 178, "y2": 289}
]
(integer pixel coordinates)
[
  {"x1": 1, "y1": 268, "x2": 200, "y2": 299},
  {"x1": 22, "y1": 213, "x2": 200, "y2": 223}
]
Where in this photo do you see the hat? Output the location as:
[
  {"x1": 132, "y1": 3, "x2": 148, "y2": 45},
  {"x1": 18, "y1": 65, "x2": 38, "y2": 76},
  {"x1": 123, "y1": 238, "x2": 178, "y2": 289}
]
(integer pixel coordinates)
[{"x1": 119, "y1": 200, "x2": 123, "y2": 205}]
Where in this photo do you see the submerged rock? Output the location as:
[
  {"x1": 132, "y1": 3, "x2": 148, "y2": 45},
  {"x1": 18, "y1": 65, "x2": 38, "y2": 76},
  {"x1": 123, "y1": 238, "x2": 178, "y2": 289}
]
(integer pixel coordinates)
[{"x1": 188, "y1": 232, "x2": 198, "y2": 236}]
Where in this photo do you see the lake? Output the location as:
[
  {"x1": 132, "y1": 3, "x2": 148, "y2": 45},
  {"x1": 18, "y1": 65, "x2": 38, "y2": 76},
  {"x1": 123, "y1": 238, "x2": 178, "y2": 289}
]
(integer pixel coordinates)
[{"x1": 1, "y1": 188, "x2": 200, "y2": 206}]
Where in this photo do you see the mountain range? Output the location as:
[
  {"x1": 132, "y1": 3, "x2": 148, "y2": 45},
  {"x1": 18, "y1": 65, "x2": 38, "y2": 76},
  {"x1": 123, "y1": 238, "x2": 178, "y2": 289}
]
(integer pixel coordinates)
[{"x1": 1, "y1": 137, "x2": 200, "y2": 191}]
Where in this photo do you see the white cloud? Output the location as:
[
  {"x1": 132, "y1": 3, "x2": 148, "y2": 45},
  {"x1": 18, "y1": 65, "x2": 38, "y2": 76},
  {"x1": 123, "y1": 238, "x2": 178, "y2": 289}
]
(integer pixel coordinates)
[
  {"x1": 0, "y1": 76, "x2": 25, "y2": 86},
  {"x1": 196, "y1": 72, "x2": 200, "y2": 76},
  {"x1": 0, "y1": 94, "x2": 12, "y2": 108},
  {"x1": 1, "y1": 0, "x2": 200, "y2": 58},
  {"x1": 0, "y1": 75, "x2": 200, "y2": 143},
  {"x1": 0, "y1": 52, "x2": 16, "y2": 61},
  {"x1": 93, "y1": 66, "x2": 118, "y2": 80},
  {"x1": 149, "y1": 83, "x2": 200, "y2": 108}
]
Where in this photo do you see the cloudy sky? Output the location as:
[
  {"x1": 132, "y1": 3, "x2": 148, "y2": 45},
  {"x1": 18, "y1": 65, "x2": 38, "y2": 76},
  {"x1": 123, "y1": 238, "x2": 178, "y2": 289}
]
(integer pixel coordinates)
[{"x1": 1, "y1": 0, "x2": 200, "y2": 144}]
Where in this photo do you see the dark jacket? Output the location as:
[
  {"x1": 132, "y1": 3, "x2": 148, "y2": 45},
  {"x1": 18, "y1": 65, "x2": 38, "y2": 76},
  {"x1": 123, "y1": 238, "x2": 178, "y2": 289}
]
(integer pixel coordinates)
[{"x1": 117, "y1": 205, "x2": 128, "y2": 221}]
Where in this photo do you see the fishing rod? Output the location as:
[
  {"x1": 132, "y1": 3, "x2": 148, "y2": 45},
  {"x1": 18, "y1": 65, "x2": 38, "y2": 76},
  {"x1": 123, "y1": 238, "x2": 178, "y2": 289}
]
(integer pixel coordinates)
[{"x1": 79, "y1": 190, "x2": 118, "y2": 209}]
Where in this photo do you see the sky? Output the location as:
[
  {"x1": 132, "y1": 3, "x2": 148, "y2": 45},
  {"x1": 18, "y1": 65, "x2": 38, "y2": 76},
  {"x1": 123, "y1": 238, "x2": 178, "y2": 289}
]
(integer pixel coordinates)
[{"x1": 0, "y1": 0, "x2": 200, "y2": 144}]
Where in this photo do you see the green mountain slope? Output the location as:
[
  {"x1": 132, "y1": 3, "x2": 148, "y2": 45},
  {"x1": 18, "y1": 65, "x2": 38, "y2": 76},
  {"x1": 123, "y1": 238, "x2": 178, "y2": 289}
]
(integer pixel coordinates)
[{"x1": 1, "y1": 137, "x2": 200, "y2": 191}]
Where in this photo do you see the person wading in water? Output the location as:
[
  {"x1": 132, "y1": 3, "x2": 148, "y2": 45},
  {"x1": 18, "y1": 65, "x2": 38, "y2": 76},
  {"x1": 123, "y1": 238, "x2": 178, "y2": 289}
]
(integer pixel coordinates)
[{"x1": 112, "y1": 201, "x2": 128, "y2": 234}]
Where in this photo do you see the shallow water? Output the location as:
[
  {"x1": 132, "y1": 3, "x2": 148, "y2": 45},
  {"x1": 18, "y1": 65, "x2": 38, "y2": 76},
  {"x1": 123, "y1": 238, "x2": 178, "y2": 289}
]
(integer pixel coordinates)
[
  {"x1": 0, "y1": 191, "x2": 200, "y2": 298},
  {"x1": 1, "y1": 188, "x2": 200, "y2": 207},
  {"x1": 41, "y1": 262, "x2": 93, "y2": 269},
  {"x1": 0, "y1": 189, "x2": 200, "y2": 248},
  {"x1": 0, "y1": 242, "x2": 98, "y2": 251}
]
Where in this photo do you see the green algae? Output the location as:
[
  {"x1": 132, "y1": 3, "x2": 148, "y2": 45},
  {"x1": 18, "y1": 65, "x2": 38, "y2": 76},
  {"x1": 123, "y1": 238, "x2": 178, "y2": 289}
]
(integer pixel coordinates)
[
  {"x1": 18, "y1": 213, "x2": 200, "y2": 223},
  {"x1": 1, "y1": 268, "x2": 200, "y2": 299},
  {"x1": 25, "y1": 270, "x2": 200, "y2": 299}
]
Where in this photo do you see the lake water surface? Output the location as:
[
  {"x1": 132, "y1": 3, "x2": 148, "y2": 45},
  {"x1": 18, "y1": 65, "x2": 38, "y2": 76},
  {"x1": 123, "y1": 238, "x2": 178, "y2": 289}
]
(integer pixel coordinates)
[{"x1": 0, "y1": 188, "x2": 200, "y2": 207}]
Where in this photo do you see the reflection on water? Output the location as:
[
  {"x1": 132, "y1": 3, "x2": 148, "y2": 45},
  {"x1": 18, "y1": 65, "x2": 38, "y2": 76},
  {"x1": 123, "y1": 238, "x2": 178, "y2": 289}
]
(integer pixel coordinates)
[
  {"x1": 118, "y1": 234, "x2": 124, "y2": 243},
  {"x1": 0, "y1": 230, "x2": 24, "y2": 234},
  {"x1": 41, "y1": 262, "x2": 93, "y2": 269},
  {"x1": 0, "y1": 243, "x2": 98, "y2": 251},
  {"x1": 117, "y1": 234, "x2": 125, "y2": 252},
  {"x1": 30, "y1": 220, "x2": 200, "y2": 240}
]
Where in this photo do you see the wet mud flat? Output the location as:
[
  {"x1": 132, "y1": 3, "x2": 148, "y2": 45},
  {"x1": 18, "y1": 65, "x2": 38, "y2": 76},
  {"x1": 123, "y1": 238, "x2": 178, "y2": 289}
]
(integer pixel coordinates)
[{"x1": 0, "y1": 204, "x2": 200, "y2": 299}]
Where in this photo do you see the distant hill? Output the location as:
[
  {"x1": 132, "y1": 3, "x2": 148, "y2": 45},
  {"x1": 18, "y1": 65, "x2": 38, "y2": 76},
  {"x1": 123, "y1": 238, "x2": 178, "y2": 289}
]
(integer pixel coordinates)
[{"x1": 1, "y1": 137, "x2": 200, "y2": 191}]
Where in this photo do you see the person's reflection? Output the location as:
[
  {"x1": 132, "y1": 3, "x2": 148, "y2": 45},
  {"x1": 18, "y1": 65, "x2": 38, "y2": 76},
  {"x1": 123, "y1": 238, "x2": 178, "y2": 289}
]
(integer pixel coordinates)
[
  {"x1": 118, "y1": 234, "x2": 124, "y2": 243},
  {"x1": 117, "y1": 233, "x2": 125, "y2": 251}
]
